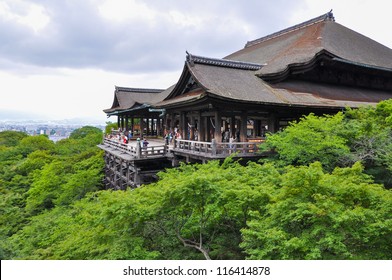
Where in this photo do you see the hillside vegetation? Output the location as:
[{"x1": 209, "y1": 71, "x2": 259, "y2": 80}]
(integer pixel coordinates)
[{"x1": 1, "y1": 101, "x2": 391, "y2": 260}]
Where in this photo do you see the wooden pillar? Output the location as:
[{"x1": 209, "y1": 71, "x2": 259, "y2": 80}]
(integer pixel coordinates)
[
  {"x1": 170, "y1": 113, "x2": 175, "y2": 133},
  {"x1": 180, "y1": 112, "x2": 186, "y2": 139},
  {"x1": 120, "y1": 116, "x2": 125, "y2": 131},
  {"x1": 145, "y1": 118, "x2": 149, "y2": 136},
  {"x1": 194, "y1": 112, "x2": 200, "y2": 141},
  {"x1": 200, "y1": 116, "x2": 206, "y2": 141},
  {"x1": 224, "y1": 118, "x2": 229, "y2": 132},
  {"x1": 131, "y1": 118, "x2": 134, "y2": 134},
  {"x1": 252, "y1": 119, "x2": 256, "y2": 138},
  {"x1": 157, "y1": 118, "x2": 161, "y2": 137},
  {"x1": 268, "y1": 113, "x2": 278, "y2": 133},
  {"x1": 240, "y1": 112, "x2": 247, "y2": 142},
  {"x1": 206, "y1": 116, "x2": 211, "y2": 142},
  {"x1": 165, "y1": 114, "x2": 170, "y2": 134},
  {"x1": 214, "y1": 111, "x2": 222, "y2": 142},
  {"x1": 189, "y1": 116, "x2": 195, "y2": 140},
  {"x1": 230, "y1": 116, "x2": 236, "y2": 138},
  {"x1": 140, "y1": 117, "x2": 144, "y2": 137},
  {"x1": 117, "y1": 116, "x2": 120, "y2": 128},
  {"x1": 125, "y1": 115, "x2": 129, "y2": 132}
]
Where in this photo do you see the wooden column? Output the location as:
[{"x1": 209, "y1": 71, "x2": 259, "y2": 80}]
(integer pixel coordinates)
[
  {"x1": 200, "y1": 116, "x2": 206, "y2": 141},
  {"x1": 120, "y1": 116, "x2": 125, "y2": 131},
  {"x1": 206, "y1": 116, "x2": 211, "y2": 142},
  {"x1": 195, "y1": 111, "x2": 201, "y2": 141},
  {"x1": 240, "y1": 112, "x2": 247, "y2": 142},
  {"x1": 252, "y1": 119, "x2": 256, "y2": 138},
  {"x1": 157, "y1": 118, "x2": 161, "y2": 136},
  {"x1": 189, "y1": 116, "x2": 195, "y2": 140},
  {"x1": 140, "y1": 118, "x2": 144, "y2": 137},
  {"x1": 214, "y1": 111, "x2": 222, "y2": 142},
  {"x1": 180, "y1": 112, "x2": 186, "y2": 139},
  {"x1": 230, "y1": 116, "x2": 236, "y2": 138},
  {"x1": 125, "y1": 115, "x2": 129, "y2": 132},
  {"x1": 268, "y1": 113, "x2": 278, "y2": 133}
]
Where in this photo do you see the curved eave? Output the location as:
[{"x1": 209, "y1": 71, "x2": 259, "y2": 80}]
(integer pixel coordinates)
[
  {"x1": 205, "y1": 91, "x2": 376, "y2": 111},
  {"x1": 257, "y1": 50, "x2": 335, "y2": 83},
  {"x1": 105, "y1": 103, "x2": 151, "y2": 116},
  {"x1": 331, "y1": 57, "x2": 392, "y2": 74},
  {"x1": 155, "y1": 92, "x2": 208, "y2": 109}
]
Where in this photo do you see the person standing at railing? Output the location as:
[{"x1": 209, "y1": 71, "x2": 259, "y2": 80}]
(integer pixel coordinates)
[
  {"x1": 142, "y1": 138, "x2": 149, "y2": 149},
  {"x1": 229, "y1": 135, "x2": 236, "y2": 154},
  {"x1": 123, "y1": 135, "x2": 128, "y2": 144},
  {"x1": 169, "y1": 131, "x2": 174, "y2": 144}
]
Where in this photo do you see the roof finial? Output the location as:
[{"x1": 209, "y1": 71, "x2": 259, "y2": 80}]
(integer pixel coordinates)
[
  {"x1": 326, "y1": 9, "x2": 335, "y2": 21},
  {"x1": 186, "y1": 51, "x2": 194, "y2": 66}
]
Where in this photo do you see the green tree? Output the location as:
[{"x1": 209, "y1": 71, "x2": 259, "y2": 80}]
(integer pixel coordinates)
[
  {"x1": 241, "y1": 162, "x2": 392, "y2": 259},
  {"x1": 0, "y1": 131, "x2": 28, "y2": 147},
  {"x1": 145, "y1": 158, "x2": 278, "y2": 260},
  {"x1": 105, "y1": 121, "x2": 118, "y2": 135},
  {"x1": 263, "y1": 113, "x2": 349, "y2": 171}
]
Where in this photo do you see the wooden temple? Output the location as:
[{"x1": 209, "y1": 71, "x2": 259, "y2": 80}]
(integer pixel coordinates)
[{"x1": 99, "y1": 11, "x2": 392, "y2": 189}]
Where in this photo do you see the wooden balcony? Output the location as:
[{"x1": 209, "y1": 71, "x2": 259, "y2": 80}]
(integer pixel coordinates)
[
  {"x1": 100, "y1": 138, "x2": 167, "y2": 160},
  {"x1": 173, "y1": 139, "x2": 263, "y2": 161}
]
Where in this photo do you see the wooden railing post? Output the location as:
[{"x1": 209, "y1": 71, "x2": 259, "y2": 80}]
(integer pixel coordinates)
[
  {"x1": 212, "y1": 139, "x2": 217, "y2": 156},
  {"x1": 136, "y1": 138, "x2": 141, "y2": 159}
]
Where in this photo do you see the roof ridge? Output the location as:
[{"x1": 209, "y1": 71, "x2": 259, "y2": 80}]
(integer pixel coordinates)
[
  {"x1": 115, "y1": 86, "x2": 164, "y2": 93},
  {"x1": 186, "y1": 52, "x2": 264, "y2": 70},
  {"x1": 245, "y1": 10, "x2": 335, "y2": 48}
]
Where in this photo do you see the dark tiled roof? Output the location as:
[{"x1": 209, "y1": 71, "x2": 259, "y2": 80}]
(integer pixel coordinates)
[
  {"x1": 103, "y1": 87, "x2": 167, "y2": 114},
  {"x1": 186, "y1": 52, "x2": 264, "y2": 70},
  {"x1": 105, "y1": 12, "x2": 392, "y2": 114},
  {"x1": 245, "y1": 11, "x2": 334, "y2": 48},
  {"x1": 225, "y1": 11, "x2": 392, "y2": 77},
  {"x1": 187, "y1": 62, "x2": 390, "y2": 109}
]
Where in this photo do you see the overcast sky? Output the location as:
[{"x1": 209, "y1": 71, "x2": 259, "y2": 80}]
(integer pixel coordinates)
[{"x1": 1, "y1": 0, "x2": 391, "y2": 122}]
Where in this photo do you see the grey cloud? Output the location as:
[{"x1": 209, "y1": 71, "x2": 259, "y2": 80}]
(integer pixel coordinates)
[{"x1": 0, "y1": 0, "x2": 302, "y2": 74}]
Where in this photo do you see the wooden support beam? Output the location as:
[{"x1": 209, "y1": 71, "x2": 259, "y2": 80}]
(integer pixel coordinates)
[
  {"x1": 240, "y1": 112, "x2": 247, "y2": 142},
  {"x1": 214, "y1": 111, "x2": 222, "y2": 142}
]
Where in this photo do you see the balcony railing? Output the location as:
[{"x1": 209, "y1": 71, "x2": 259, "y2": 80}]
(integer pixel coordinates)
[
  {"x1": 103, "y1": 138, "x2": 167, "y2": 159},
  {"x1": 173, "y1": 139, "x2": 261, "y2": 158},
  {"x1": 102, "y1": 138, "x2": 263, "y2": 160}
]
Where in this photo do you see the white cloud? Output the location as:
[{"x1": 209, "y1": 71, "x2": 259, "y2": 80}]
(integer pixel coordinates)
[
  {"x1": 0, "y1": 0, "x2": 50, "y2": 32},
  {"x1": 1, "y1": 0, "x2": 391, "y2": 122},
  {"x1": 0, "y1": 67, "x2": 180, "y2": 120},
  {"x1": 98, "y1": 0, "x2": 157, "y2": 24}
]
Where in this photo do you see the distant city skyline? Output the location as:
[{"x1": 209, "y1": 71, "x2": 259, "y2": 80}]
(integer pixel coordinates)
[{"x1": 1, "y1": 0, "x2": 391, "y2": 121}]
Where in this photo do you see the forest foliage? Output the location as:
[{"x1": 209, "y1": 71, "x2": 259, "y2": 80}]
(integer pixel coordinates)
[{"x1": 1, "y1": 100, "x2": 392, "y2": 260}]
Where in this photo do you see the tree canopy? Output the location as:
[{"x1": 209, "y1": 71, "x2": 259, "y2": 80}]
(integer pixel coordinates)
[{"x1": 1, "y1": 101, "x2": 392, "y2": 260}]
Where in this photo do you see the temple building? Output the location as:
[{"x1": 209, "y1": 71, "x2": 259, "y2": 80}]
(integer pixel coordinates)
[{"x1": 100, "y1": 11, "x2": 392, "y2": 188}]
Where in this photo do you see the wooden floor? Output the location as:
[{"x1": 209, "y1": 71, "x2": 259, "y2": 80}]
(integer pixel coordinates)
[{"x1": 99, "y1": 137, "x2": 268, "y2": 189}]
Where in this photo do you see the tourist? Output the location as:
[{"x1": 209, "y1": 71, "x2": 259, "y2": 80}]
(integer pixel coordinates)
[
  {"x1": 142, "y1": 138, "x2": 149, "y2": 149},
  {"x1": 229, "y1": 134, "x2": 236, "y2": 153}
]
